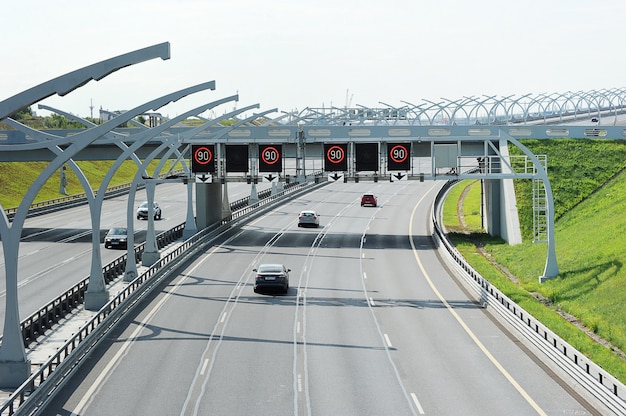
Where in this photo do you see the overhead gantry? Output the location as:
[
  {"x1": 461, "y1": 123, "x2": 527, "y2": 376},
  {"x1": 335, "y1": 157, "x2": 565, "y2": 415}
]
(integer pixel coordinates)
[{"x1": 4, "y1": 41, "x2": 624, "y2": 389}]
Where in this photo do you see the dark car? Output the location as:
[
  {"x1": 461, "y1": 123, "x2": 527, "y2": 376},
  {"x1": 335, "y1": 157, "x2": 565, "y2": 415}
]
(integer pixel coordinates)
[
  {"x1": 136, "y1": 201, "x2": 162, "y2": 220},
  {"x1": 361, "y1": 193, "x2": 378, "y2": 207},
  {"x1": 104, "y1": 227, "x2": 128, "y2": 249},
  {"x1": 253, "y1": 264, "x2": 290, "y2": 294}
]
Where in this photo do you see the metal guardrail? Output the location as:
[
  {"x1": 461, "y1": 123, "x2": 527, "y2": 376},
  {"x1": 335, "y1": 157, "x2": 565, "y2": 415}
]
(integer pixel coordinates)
[
  {"x1": 3, "y1": 169, "x2": 188, "y2": 221},
  {"x1": 10, "y1": 179, "x2": 307, "y2": 350},
  {"x1": 4, "y1": 183, "x2": 144, "y2": 222},
  {"x1": 0, "y1": 176, "x2": 325, "y2": 415},
  {"x1": 431, "y1": 180, "x2": 626, "y2": 415}
]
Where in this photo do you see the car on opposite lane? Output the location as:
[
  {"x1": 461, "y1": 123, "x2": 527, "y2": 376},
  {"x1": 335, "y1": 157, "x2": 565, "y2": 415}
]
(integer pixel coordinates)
[
  {"x1": 104, "y1": 227, "x2": 128, "y2": 249},
  {"x1": 298, "y1": 210, "x2": 320, "y2": 228},
  {"x1": 136, "y1": 201, "x2": 162, "y2": 220},
  {"x1": 253, "y1": 264, "x2": 290, "y2": 294},
  {"x1": 361, "y1": 193, "x2": 378, "y2": 207}
]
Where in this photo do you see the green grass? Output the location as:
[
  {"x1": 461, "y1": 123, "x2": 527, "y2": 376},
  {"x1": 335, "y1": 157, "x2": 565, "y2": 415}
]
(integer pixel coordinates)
[
  {"x1": 0, "y1": 160, "x2": 180, "y2": 209},
  {"x1": 444, "y1": 139, "x2": 626, "y2": 383}
]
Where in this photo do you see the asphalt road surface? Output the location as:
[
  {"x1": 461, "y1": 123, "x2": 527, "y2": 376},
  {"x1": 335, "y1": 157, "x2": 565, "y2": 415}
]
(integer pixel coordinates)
[{"x1": 38, "y1": 180, "x2": 600, "y2": 415}]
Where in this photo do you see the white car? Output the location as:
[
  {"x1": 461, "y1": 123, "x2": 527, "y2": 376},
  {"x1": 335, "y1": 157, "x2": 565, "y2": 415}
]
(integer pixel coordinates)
[
  {"x1": 297, "y1": 210, "x2": 320, "y2": 228},
  {"x1": 136, "y1": 201, "x2": 162, "y2": 220}
]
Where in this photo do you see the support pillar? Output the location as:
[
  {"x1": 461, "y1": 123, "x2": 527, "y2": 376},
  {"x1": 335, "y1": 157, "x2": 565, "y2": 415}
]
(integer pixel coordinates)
[
  {"x1": 142, "y1": 181, "x2": 161, "y2": 266},
  {"x1": 195, "y1": 181, "x2": 223, "y2": 229}
]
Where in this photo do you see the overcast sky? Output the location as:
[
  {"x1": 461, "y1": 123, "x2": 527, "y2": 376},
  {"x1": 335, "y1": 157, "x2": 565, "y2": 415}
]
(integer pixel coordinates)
[{"x1": 3, "y1": 0, "x2": 624, "y2": 120}]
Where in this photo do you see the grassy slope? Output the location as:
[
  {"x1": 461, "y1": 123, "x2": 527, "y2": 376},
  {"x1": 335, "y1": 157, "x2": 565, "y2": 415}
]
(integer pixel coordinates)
[
  {"x1": 445, "y1": 139, "x2": 626, "y2": 382},
  {"x1": 0, "y1": 160, "x2": 167, "y2": 209}
]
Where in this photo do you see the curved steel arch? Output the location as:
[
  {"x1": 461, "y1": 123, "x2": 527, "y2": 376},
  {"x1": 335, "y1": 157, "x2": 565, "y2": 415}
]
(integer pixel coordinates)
[
  {"x1": 0, "y1": 42, "x2": 170, "y2": 121},
  {"x1": 0, "y1": 80, "x2": 216, "y2": 387}
]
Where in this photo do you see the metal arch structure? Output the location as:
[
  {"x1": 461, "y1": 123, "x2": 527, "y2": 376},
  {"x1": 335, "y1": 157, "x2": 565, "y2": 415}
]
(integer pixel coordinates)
[
  {"x1": 0, "y1": 42, "x2": 171, "y2": 121},
  {"x1": 0, "y1": 44, "x2": 216, "y2": 386},
  {"x1": 284, "y1": 88, "x2": 626, "y2": 127},
  {"x1": 2, "y1": 41, "x2": 626, "y2": 389}
]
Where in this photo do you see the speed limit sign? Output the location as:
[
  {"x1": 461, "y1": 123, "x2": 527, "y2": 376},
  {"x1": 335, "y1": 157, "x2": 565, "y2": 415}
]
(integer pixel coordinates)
[
  {"x1": 387, "y1": 143, "x2": 410, "y2": 171},
  {"x1": 191, "y1": 145, "x2": 215, "y2": 173},
  {"x1": 259, "y1": 145, "x2": 282, "y2": 172},
  {"x1": 324, "y1": 144, "x2": 348, "y2": 172}
]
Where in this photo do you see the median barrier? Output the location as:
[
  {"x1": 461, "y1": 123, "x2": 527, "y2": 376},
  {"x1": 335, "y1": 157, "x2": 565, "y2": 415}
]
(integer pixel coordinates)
[{"x1": 0, "y1": 175, "x2": 326, "y2": 415}]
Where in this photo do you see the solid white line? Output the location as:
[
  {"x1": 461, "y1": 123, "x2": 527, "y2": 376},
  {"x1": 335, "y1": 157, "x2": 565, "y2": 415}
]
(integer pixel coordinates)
[
  {"x1": 384, "y1": 333, "x2": 393, "y2": 347},
  {"x1": 409, "y1": 198, "x2": 548, "y2": 416},
  {"x1": 411, "y1": 393, "x2": 425, "y2": 414},
  {"x1": 369, "y1": 297, "x2": 375, "y2": 307},
  {"x1": 220, "y1": 312, "x2": 227, "y2": 323},
  {"x1": 70, "y1": 279, "x2": 177, "y2": 415},
  {"x1": 363, "y1": 272, "x2": 367, "y2": 279}
]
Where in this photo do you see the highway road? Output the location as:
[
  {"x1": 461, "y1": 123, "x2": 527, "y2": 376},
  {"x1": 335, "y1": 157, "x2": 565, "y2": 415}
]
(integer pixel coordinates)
[
  {"x1": 37, "y1": 180, "x2": 600, "y2": 415},
  {"x1": 0, "y1": 181, "x2": 270, "y2": 335}
]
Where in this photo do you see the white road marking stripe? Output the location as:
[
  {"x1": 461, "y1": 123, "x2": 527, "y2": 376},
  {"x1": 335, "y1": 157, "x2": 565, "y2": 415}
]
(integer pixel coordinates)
[
  {"x1": 409, "y1": 198, "x2": 548, "y2": 416},
  {"x1": 411, "y1": 393, "x2": 425, "y2": 414},
  {"x1": 200, "y1": 359, "x2": 209, "y2": 376},
  {"x1": 384, "y1": 333, "x2": 392, "y2": 347}
]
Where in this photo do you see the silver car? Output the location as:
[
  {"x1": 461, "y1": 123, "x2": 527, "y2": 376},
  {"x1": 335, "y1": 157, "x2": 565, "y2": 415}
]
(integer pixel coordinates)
[
  {"x1": 298, "y1": 210, "x2": 320, "y2": 228},
  {"x1": 136, "y1": 201, "x2": 162, "y2": 220}
]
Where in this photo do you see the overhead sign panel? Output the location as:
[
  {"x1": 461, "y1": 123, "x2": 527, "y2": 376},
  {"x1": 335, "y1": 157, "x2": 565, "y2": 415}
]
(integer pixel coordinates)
[
  {"x1": 226, "y1": 144, "x2": 249, "y2": 172},
  {"x1": 355, "y1": 143, "x2": 378, "y2": 172},
  {"x1": 191, "y1": 144, "x2": 215, "y2": 173},
  {"x1": 387, "y1": 143, "x2": 410, "y2": 171},
  {"x1": 324, "y1": 143, "x2": 347, "y2": 172},
  {"x1": 259, "y1": 144, "x2": 282, "y2": 173}
]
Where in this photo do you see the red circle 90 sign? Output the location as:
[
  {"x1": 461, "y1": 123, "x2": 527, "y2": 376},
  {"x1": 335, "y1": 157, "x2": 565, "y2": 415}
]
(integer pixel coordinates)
[
  {"x1": 326, "y1": 145, "x2": 346, "y2": 164},
  {"x1": 194, "y1": 146, "x2": 213, "y2": 165},
  {"x1": 389, "y1": 145, "x2": 408, "y2": 163},
  {"x1": 261, "y1": 146, "x2": 280, "y2": 165}
]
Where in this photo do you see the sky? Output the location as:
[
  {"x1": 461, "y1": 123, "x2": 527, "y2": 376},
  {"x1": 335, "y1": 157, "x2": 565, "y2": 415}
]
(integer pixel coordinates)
[{"x1": 2, "y1": 0, "x2": 624, "y2": 120}]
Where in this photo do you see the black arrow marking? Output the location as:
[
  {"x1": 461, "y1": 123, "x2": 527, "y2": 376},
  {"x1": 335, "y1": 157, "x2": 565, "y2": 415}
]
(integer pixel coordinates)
[
  {"x1": 198, "y1": 174, "x2": 210, "y2": 183},
  {"x1": 265, "y1": 174, "x2": 276, "y2": 182},
  {"x1": 393, "y1": 173, "x2": 406, "y2": 180},
  {"x1": 330, "y1": 173, "x2": 342, "y2": 181}
]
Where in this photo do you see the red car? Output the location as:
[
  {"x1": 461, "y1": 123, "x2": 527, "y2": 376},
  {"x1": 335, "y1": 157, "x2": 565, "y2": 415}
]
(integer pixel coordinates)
[{"x1": 361, "y1": 193, "x2": 377, "y2": 207}]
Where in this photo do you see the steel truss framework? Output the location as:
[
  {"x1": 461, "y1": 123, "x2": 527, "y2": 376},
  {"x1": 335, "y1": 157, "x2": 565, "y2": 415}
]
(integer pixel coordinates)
[
  {"x1": 285, "y1": 88, "x2": 626, "y2": 126},
  {"x1": 0, "y1": 42, "x2": 624, "y2": 388}
]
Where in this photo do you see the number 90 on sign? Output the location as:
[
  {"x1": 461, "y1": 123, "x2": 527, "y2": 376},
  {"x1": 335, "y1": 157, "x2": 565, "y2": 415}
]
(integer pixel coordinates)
[
  {"x1": 192, "y1": 145, "x2": 216, "y2": 173},
  {"x1": 387, "y1": 143, "x2": 410, "y2": 171}
]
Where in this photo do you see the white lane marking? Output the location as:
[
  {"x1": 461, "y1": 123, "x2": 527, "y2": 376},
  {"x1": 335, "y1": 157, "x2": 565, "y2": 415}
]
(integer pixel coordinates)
[
  {"x1": 369, "y1": 297, "x2": 375, "y2": 307},
  {"x1": 384, "y1": 333, "x2": 393, "y2": 348},
  {"x1": 411, "y1": 393, "x2": 425, "y2": 414},
  {"x1": 363, "y1": 272, "x2": 367, "y2": 279},
  {"x1": 220, "y1": 312, "x2": 227, "y2": 323},
  {"x1": 297, "y1": 321, "x2": 301, "y2": 334},
  {"x1": 70, "y1": 272, "x2": 180, "y2": 415},
  {"x1": 409, "y1": 199, "x2": 548, "y2": 416},
  {"x1": 200, "y1": 359, "x2": 209, "y2": 376}
]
